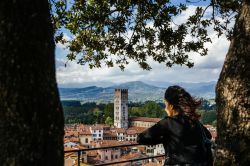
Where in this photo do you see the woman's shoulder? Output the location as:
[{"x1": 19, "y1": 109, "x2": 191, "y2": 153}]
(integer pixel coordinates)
[
  {"x1": 163, "y1": 114, "x2": 187, "y2": 121},
  {"x1": 159, "y1": 115, "x2": 185, "y2": 126},
  {"x1": 164, "y1": 114, "x2": 195, "y2": 126},
  {"x1": 157, "y1": 116, "x2": 186, "y2": 132},
  {"x1": 161, "y1": 116, "x2": 177, "y2": 121}
]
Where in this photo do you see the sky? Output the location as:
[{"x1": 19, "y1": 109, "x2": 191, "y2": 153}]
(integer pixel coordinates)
[{"x1": 55, "y1": 4, "x2": 232, "y2": 88}]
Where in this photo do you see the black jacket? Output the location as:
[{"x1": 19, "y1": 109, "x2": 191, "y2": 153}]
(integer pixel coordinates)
[{"x1": 137, "y1": 115, "x2": 212, "y2": 165}]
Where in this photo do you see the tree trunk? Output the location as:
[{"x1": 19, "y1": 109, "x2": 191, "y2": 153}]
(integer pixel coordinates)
[
  {"x1": 0, "y1": 0, "x2": 64, "y2": 165},
  {"x1": 215, "y1": 0, "x2": 250, "y2": 165}
]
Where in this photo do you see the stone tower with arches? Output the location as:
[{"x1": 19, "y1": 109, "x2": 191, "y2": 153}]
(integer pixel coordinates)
[{"x1": 114, "y1": 89, "x2": 128, "y2": 128}]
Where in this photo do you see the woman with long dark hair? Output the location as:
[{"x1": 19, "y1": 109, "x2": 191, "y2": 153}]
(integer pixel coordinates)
[{"x1": 137, "y1": 85, "x2": 213, "y2": 166}]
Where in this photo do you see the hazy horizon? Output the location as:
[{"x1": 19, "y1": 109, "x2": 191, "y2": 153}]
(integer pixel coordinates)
[{"x1": 57, "y1": 80, "x2": 217, "y2": 88}]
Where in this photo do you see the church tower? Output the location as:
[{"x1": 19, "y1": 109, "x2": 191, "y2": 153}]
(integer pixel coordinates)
[{"x1": 114, "y1": 89, "x2": 128, "y2": 128}]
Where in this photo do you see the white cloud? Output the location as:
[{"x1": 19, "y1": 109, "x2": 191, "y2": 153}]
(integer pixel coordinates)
[
  {"x1": 56, "y1": 5, "x2": 232, "y2": 87},
  {"x1": 56, "y1": 33, "x2": 71, "y2": 49}
]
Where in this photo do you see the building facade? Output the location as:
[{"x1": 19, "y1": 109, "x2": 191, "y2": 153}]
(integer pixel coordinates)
[
  {"x1": 114, "y1": 89, "x2": 128, "y2": 128},
  {"x1": 129, "y1": 117, "x2": 161, "y2": 128},
  {"x1": 90, "y1": 125, "x2": 104, "y2": 140}
]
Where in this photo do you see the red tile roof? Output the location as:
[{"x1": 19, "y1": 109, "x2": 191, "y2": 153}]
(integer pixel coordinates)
[
  {"x1": 129, "y1": 117, "x2": 161, "y2": 123},
  {"x1": 90, "y1": 124, "x2": 110, "y2": 130},
  {"x1": 69, "y1": 137, "x2": 80, "y2": 143},
  {"x1": 87, "y1": 150, "x2": 98, "y2": 157},
  {"x1": 128, "y1": 126, "x2": 147, "y2": 133},
  {"x1": 103, "y1": 130, "x2": 117, "y2": 137},
  {"x1": 96, "y1": 140, "x2": 133, "y2": 148},
  {"x1": 120, "y1": 152, "x2": 145, "y2": 160},
  {"x1": 79, "y1": 127, "x2": 92, "y2": 135},
  {"x1": 114, "y1": 128, "x2": 126, "y2": 133},
  {"x1": 126, "y1": 129, "x2": 138, "y2": 135},
  {"x1": 143, "y1": 162, "x2": 162, "y2": 166}
]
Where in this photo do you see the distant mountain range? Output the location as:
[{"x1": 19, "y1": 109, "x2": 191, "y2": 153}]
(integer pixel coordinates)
[{"x1": 59, "y1": 81, "x2": 216, "y2": 102}]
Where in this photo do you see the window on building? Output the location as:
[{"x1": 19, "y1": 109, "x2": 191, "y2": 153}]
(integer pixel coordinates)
[
  {"x1": 105, "y1": 156, "x2": 108, "y2": 160},
  {"x1": 99, "y1": 134, "x2": 101, "y2": 137},
  {"x1": 85, "y1": 138, "x2": 88, "y2": 143}
]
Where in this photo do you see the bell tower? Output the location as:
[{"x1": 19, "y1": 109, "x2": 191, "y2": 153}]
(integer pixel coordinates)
[{"x1": 114, "y1": 89, "x2": 128, "y2": 128}]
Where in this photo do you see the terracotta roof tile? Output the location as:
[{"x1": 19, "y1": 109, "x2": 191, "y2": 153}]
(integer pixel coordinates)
[
  {"x1": 70, "y1": 137, "x2": 80, "y2": 143},
  {"x1": 103, "y1": 131, "x2": 117, "y2": 137},
  {"x1": 120, "y1": 152, "x2": 145, "y2": 160},
  {"x1": 126, "y1": 129, "x2": 138, "y2": 135},
  {"x1": 114, "y1": 128, "x2": 126, "y2": 133},
  {"x1": 79, "y1": 127, "x2": 92, "y2": 135},
  {"x1": 95, "y1": 140, "x2": 134, "y2": 148},
  {"x1": 129, "y1": 117, "x2": 161, "y2": 123},
  {"x1": 90, "y1": 124, "x2": 110, "y2": 130},
  {"x1": 87, "y1": 150, "x2": 98, "y2": 157},
  {"x1": 143, "y1": 162, "x2": 162, "y2": 166}
]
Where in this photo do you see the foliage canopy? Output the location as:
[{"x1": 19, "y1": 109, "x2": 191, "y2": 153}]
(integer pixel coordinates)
[{"x1": 51, "y1": 0, "x2": 241, "y2": 70}]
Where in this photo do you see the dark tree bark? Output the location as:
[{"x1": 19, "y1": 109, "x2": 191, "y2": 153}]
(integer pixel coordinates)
[
  {"x1": 0, "y1": 0, "x2": 64, "y2": 165},
  {"x1": 215, "y1": 0, "x2": 250, "y2": 165}
]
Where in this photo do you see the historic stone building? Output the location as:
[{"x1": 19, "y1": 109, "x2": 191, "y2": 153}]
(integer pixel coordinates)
[
  {"x1": 129, "y1": 117, "x2": 161, "y2": 128},
  {"x1": 114, "y1": 89, "x2": 162, "y2": 129},
  {"x1": 114, "y1": 89, "x2": 129, "y2": 128}
]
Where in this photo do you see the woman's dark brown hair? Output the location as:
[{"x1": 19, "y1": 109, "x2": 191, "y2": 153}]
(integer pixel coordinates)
[{"x1": 164, "y1": 85, "x2": 201, "y2": 120}]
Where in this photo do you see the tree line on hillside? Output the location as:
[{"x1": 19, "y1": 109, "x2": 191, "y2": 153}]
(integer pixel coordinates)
[{"x1": 62, "y1": 99, "x2": 216, "y2": 126}]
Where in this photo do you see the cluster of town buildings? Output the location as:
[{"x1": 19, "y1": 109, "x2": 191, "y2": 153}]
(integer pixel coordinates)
[{"x1": 64, "y1": 89, "x2": 217, "y2": 166}]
